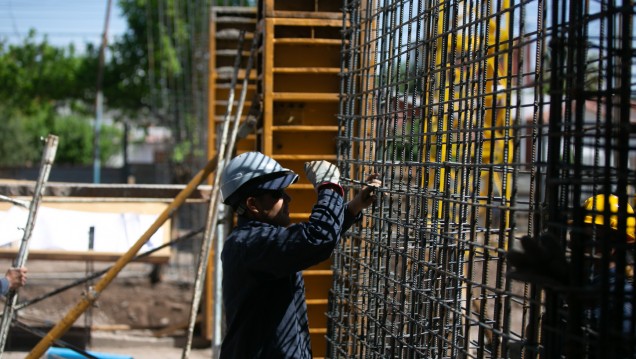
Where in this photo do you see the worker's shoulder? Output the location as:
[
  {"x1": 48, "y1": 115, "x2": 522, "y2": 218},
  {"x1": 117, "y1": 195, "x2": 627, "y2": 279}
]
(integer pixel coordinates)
[{"x1": 228, "y1": 220, "x2": 282, "y2": 243}]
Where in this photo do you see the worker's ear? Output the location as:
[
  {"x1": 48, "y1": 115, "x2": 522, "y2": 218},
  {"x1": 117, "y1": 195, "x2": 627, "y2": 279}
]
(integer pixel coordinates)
[{"x1": 245, "y1": 196, "x2": 261, "y2": 216}]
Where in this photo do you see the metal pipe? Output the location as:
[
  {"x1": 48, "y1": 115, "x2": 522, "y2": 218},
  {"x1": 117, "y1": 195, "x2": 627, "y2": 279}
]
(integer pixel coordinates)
[
  {"x1": 0, "y1": 134, "x2": 58, "y2": 357},
  {"x1": 210, "y1": 27, "x2": 261, "y2": 350},
  {"x1": 0, "y1": 195, "x2": 29, "y2": 208},
  {"x1": 213, "y1": 205, "x2": 227, "y2": 348},
  {"x1": 93, "y1": 0, "x2": 112, "y2": 184}
]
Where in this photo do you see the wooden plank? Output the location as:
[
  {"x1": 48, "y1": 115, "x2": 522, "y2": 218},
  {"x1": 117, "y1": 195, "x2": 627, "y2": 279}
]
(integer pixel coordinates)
[
  {"x1": 305, "y1": 299, "x2": 329, "y2": 305},
  {"x1": 272, "y1": 154, "x2": 337, "y2": 160},
  {"x1": 91, "y1": 324, "x2": 132, "y2": 331},
  {"x1": 263, "y1": 0, "x2": 343, "y2": 15},
  {"x1": 263, "y1": 19, "x2": 275, "y2": 155},
  {"x1": 212, "y1": 6, "x2": 257, "y2": 15},
  {"x1": 263, "y1": 0, "x2": 274, "y2": 18},
  {"x1": 214, "y1": 68, "x2": 258, "y2": 81},
  {"x1": 272, "y1": 101, "x2": 339, "y2": 127},
  {"x1": 272, "y1": 131, "x2": 338, "y2": 155},
  {"x1": 302, "y1": 270, "x2": 333, "y2": 276},
  {"x1": 0, "y1": 200, "x2": 174, "y2": 264},
  {"x1": 274, "y1": 38, "x2": 342, "y2": 45},
  {"x1": 0, "y1": 181, "x2": 211, "y2": 201},
  {"x1": 271, "y1": 17, "x2": 344, "y2": 27},
  {"x1": 0, "y1": 249, "x2": 169, "y2": 264},
  {"x1": 273, "y1": 92, "x2": 339, "y2": 101},
  {"x1": 214, "y1": 99, "x2": 254, "y2": 108},
  {"x1": 268, "y1": 10, "x2": 342, "y2": 20},
  {"x1": 271, "y1": 125, "x2": 338, "y2": 132},
  {"x1": 273, "y1": 67, "x2": 340, "y2": 74},
  {"x1": 289, "y1": 183, "x2": 314, "y2": 190}
]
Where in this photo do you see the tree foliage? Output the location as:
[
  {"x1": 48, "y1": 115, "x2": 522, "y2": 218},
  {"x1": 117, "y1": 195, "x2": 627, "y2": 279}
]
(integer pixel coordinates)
[
  {"x1": 0, "y1": 0, "x2": 219, "y2": 169},
  {"x1": 0, "y1": 32, "x2": 88, "y2": 112},
  {"x1": 53, "y1": 114, "x2": 122, "y2": 165},
  {"x1": 0, "y1": 34, "x2": 121, "y2": 166},
  {"x1": 112, "y1": 0, "x2": 210, "y2": 167},
  {"x1": 0, "y1": 104, "x2": 44, "y2": 166}
]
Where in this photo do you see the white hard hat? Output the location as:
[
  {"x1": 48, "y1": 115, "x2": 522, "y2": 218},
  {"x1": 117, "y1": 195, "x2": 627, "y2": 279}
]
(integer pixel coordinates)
[{"x1": 220, "y1": 151, "x2": 298, "y2": 205}]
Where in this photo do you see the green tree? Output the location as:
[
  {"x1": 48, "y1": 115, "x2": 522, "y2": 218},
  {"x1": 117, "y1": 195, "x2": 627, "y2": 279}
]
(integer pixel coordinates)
[
  {"x1": 0, "y1": 0, "x2": 228, "y2": 170},
  {"x1": 0, "y1": 32, "x2": 89, "y2": 112},
  {"x1": 0, "y1": 34, "x2": 122, "y2": 166},
  {"x1": 0, "y1": 104, "x2": 46, "y2": 166},
  {"x1": 110, "y1": 0, "x2": 212, "y2": 170},
  {"x1": 53, "y1": 114, "x2": 122, "y2": 165}
]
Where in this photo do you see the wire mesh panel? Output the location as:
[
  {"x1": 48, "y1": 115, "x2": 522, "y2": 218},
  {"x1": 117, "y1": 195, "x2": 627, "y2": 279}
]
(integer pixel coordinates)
[{"x1": 328, "y1": 0, "x2": 635, "y2": 358}]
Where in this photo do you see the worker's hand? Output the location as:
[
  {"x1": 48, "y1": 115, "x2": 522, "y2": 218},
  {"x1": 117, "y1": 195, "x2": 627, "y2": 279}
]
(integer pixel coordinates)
[
  {"x1": 5, "y1": 267, "x2": 27, "y2": 291},
  {"x1": 348, "y1": 174, "x2": 382, "y2": 215},
  {"x1": 507, "y1": 234, "x2": 569, "y2": 288},
  {"x1": 304, "y1": 160, "x2": 341, "y2": 190}
]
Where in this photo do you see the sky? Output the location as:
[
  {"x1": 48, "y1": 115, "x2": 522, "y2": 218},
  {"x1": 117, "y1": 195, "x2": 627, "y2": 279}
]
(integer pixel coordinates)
[{"x1": 0, "y1": 0, "x2": 128, "y2": 51}]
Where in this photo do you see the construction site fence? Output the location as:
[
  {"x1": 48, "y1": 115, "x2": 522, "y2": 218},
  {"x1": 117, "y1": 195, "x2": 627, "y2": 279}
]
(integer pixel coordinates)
[{"x1": 327, "y1": 0, "x2": 636, "y2": 358}]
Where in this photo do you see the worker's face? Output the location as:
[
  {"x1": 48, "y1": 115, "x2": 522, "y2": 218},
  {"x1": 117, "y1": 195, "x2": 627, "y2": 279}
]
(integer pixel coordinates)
[{"x1": 252, "y1": 189, "x2": 292, "y2": 226}]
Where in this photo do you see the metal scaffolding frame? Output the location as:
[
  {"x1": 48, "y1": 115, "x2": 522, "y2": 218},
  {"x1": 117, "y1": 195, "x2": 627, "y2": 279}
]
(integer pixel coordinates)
[{"x1": 328, "y1": 0, "x2": 635, "y2": 358}]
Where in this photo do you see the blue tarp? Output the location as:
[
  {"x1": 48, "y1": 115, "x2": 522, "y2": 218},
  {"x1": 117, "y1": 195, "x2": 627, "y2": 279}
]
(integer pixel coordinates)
[{"x1": 45, "y1": 347, "x2": 133, "y2": 359}]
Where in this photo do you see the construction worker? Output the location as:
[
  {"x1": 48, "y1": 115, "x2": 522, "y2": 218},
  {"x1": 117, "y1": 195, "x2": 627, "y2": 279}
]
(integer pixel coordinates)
[
  {"x1": 0, "y1": 267, "x2": 27, "y2": 296},
  {"x1": 218, "y1": 151, "x2": 380, "y2": 358},
  {"x1": 578, "y1": 194, "x2": 634, "y2": 336},
  {"x1": 507, "y1": 194, "x2": 635, "y2": 356},
  {"x1": 508, "y1": 194, "x2": 635, "y2": 286}
]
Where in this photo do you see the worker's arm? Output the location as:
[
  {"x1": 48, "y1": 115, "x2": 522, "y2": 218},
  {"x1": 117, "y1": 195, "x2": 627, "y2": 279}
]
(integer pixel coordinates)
[
  {"x1": 346, "y1": 174, "x2": 381, "y2": 216},
  {"x1": 0, "y1": 267, "x2": 27, "y2": 296},
  {"x1": 239, "y1": 187, "x2": 345, "y2": 276},
  {"x1": 507, "y1": 233, "x2": 569, "y2": 287}
]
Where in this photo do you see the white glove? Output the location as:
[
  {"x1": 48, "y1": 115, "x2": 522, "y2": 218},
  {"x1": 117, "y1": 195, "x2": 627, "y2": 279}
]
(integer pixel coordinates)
[{"x1": 304, "y1": 160, "x2": 340, "y2": 190}]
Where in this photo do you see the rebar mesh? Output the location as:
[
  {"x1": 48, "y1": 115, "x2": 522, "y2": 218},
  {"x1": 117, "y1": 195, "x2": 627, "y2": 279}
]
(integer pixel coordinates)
[{"x1": 329, "y1": 0, "x2": 636, "y2": 357}]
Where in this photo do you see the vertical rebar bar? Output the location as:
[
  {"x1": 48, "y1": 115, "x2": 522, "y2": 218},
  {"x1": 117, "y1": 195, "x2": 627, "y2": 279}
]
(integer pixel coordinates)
[
  {"x1": 180, "y1": 29, "x2": 246, "y2": 359},
  {"x1": 182, "y1": 26, "x2": 261, "y2": 358}
]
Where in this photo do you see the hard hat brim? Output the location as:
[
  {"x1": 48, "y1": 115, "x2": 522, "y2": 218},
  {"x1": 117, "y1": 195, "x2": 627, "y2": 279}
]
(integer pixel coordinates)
[
  {"x1": 223, "y1": 171, "x2": 298, "y2": 206},
  {"x1": 251, "y1": 172, "x2": 298, "y2": 192}
]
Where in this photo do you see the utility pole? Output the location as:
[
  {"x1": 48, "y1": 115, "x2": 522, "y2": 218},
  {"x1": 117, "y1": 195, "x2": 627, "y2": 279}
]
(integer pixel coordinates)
[{"x1": 94, "y1": 0, "x2": 113, "y2": 183}]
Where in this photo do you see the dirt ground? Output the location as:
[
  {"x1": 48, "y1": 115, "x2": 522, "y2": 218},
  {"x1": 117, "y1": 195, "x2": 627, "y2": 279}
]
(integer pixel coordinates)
[{"x1": 0, "y1": 254, "x2": 216, "y2": 358}]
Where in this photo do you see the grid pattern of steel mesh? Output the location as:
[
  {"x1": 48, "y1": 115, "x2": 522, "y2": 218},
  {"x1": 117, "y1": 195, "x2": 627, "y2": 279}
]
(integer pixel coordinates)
[{"x1": 328, "y1": 0, "x2": 636, "y2": 357}]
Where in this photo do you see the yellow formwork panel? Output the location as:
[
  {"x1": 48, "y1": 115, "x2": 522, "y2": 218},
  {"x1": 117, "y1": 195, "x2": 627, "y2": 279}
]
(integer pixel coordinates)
[
  {"x1": 274, "y1": 73, "x2": 340, "y2": 93},
  {"x1": 262, "y1": 0, "x2": 343, "y2": 19},
  {"x1": 273, "y1": 102, "x2": 339, "y2": 126},
  {"x1": 274, "y1": 43, "x2": 342, "y2": 68},
  {"x1": 416, "y1": 0, "x2": 513, "y2": 236},
  {"x1": 260, "y1": 7, "x2": 345, "y2": 357}
]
